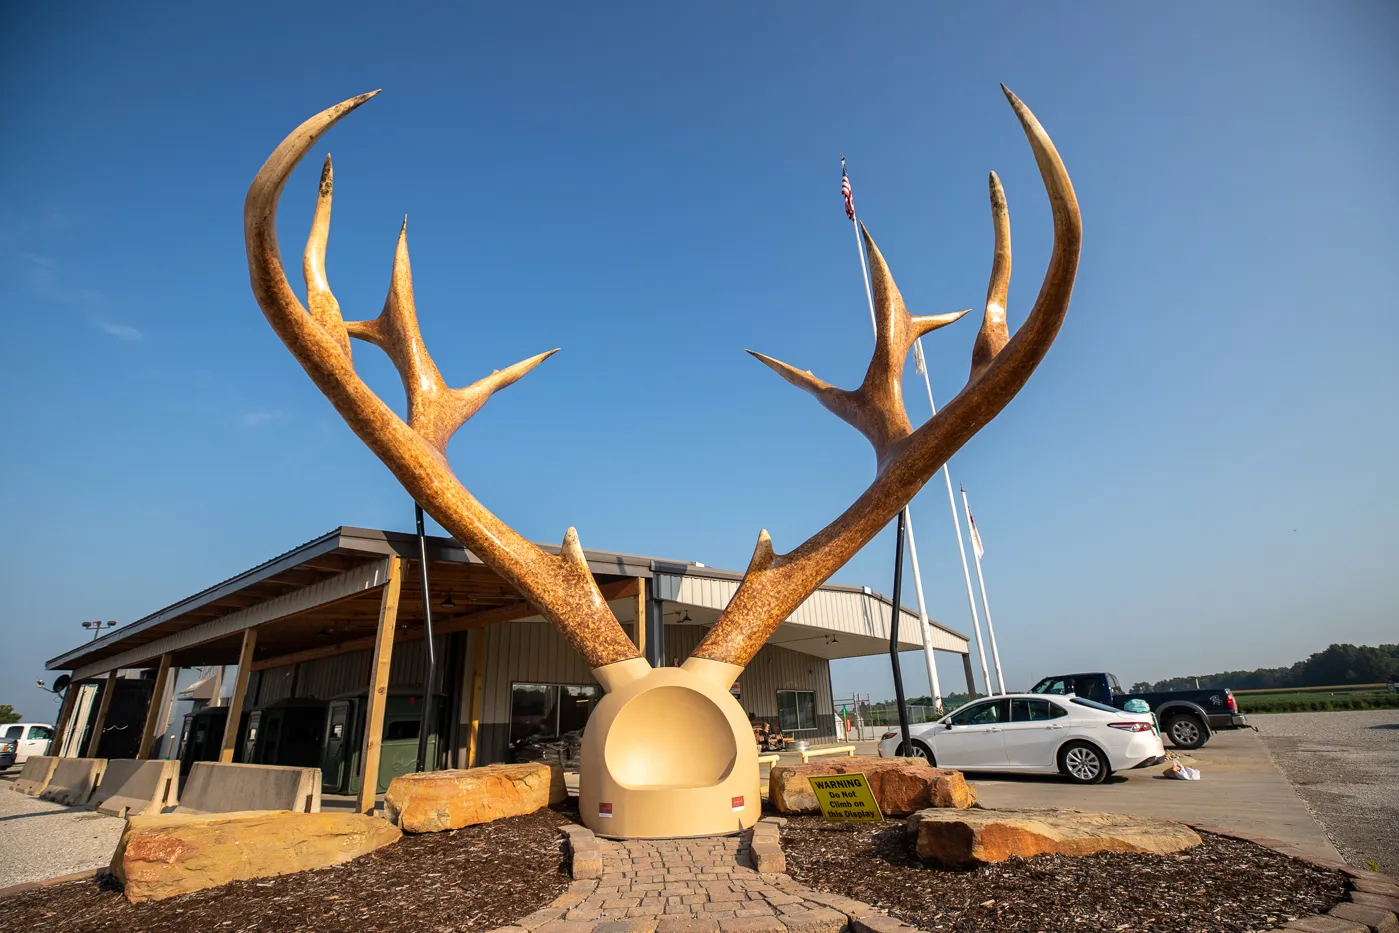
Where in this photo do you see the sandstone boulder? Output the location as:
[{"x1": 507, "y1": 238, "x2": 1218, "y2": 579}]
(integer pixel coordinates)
[
  {"x1": 770, "y1": 757, "x2": 976, "y2": 815},
  {"x1": 907, "y1": 807, "x2": 1201, "y2": 868},
  {"x1": 383, "y1": 762, "x2": 565, "y2": 833},
  {"x1": 111, "y1": 809, "x2": 401, "y2": 902}
]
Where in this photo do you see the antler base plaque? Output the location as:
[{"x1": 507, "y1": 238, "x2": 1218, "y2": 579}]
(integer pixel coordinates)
[{"x1": 581, "y1": 657, "x2": 758, "y2": 837}]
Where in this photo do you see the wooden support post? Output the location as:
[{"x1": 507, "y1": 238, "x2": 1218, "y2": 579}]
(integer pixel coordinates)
[
  {"x1": 465, "y1": 632, "x2": 486, "y2": 768},
  {"x1": 633, "y1": 578, "x2": 646, "y2": 656},
  {"x1": 138, "y1": 654, "x2": 172, "y2": 759},
  {"x1": 219, "y1": 629, "x2": 259, "y2": 763},
  {"x1": 357, "y1": 556, "x2": 404, "y2": 814},
  {"x1": 85, "y1": 671, "x2": 119, "y2": 758}
]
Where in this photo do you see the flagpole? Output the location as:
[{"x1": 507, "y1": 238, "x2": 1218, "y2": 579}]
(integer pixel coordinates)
[
  {"x1": 843, "y1": 156, "x2": 943, "y2": 714},
  {"x1": 913, "y1": 347, "x2": 994, "y2": 696}
]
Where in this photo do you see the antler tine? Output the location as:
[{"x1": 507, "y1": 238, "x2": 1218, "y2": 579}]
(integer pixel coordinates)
[
  {"x1": 970, "y1": 171, "x2": 1011, "y2": 382},
  {"x1": 747, "y1": 230, "x2": 969, "y2": 469},
  {"x1": 303, "y1": 155, "x2": 352, "y2": 359},
  {"x1": 341, "y1": 219, "x2": 559, "y2": 453},
  {"x1": 694, "y1": 85, "x2": 1080, "y2": 669},
  {"x1": 245, "y1": 93, "x2": 640, "y2": 670}
]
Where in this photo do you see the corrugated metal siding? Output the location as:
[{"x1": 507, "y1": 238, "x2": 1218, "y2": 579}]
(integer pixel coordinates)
[
  {"x1": 659, "y1": 574, "x2": 967, "y2": 654},
  {"x1": 387, "y1": 637, "x2": 447, "y2": 692},
  {"x1": 250, "y1": 635, "x2": 447, "y2": 708},
  {"x1": 295, "y1": 651, "x2": 369, "y2": 699},
  {"x1": 477, "y1": 620, "x2": 596, "y2": 727},
  {"x1": 665, "y1": 626, "x2": 836, "y2": 740},
  {"x1": 255, "y1": 665, "x2": 295, "y2": 706},
  {"x1": 467, "y1": 619, "x2": 836, "y2": 763}
]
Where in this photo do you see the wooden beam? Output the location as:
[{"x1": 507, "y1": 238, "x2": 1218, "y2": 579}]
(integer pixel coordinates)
[
  {"x1": 85, "y1": 671, "x2": 119, "y2": 758},
  {"x1": 137, "y1": 654, "x2": 172, "y2": 759},
  {"x1": 465, "y1": 633, "x2": 486, "y2": 767},
  {"x1": 218, "y1": 629, "x2": 258, "y2": 763},
  {"x1": 633, "y1": 578, "x2": 646, "y2": 656},
  {"x1": 357, "y1": 556, "x2": 404, "y2": 814}
]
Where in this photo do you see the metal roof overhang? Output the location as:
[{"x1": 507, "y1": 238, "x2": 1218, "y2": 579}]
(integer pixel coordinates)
[
  {"x1": 49, "y1": 527, "x2": 667, "y2": 678},
  {"x1": 652, "y1": 566, "x2": 969, "y2": 660},
  {"x1": 49, "y1": 526, "x2": 967, "y2": 679}
]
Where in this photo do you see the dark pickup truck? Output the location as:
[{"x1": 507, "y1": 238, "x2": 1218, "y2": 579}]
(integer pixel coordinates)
[{"x1": 1029, "y1": 672, "x2": 1250, "y2": 750}]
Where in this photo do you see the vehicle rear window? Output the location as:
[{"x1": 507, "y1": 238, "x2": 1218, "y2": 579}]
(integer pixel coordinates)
[{"x1": 1070, "y1": 697, "x2": 1121, "y2": 714}]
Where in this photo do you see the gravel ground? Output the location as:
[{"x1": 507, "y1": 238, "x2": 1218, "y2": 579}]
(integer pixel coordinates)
[
  {"x1": 1253, "y1": 709, "x2": 1399, "y2": 873},
  {"x1": 782, "y1": 819, "x2": 1345, "y2": 933},
  {"x1": 0, "y1": 782, "x2": 126, "y2": 888},
  {"x1": 8, "y1": 807, "x2": 571, "y2": 933}
]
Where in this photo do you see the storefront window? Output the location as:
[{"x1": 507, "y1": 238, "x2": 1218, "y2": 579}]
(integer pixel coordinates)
[
  {"x1": 510, "y1": 683, "x2": 602, "y2": 744},
  {"x1": 777, "y1": 689, "x2": 818, "y2": 733}
]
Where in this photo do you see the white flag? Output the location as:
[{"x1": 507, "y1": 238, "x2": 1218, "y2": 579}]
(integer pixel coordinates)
[
  {"x1": 963, "y1": 488, "x2": 985, "y2": 560},
  {"x1": 913, "y1": 339, "x2": 927, "y2": 375}
]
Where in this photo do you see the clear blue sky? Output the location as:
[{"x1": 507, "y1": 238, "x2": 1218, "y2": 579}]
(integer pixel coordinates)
[{"x1": 2, "y1": 2, "x2": 1395, "y2": 717}]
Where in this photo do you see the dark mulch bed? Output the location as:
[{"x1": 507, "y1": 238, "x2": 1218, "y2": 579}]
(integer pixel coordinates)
[
  {"x1": 7, "y1": 807, "x2": 573, "y2": 933},
  {"x1": 782, "y1": 816, "x2": 1348, "y2": 933}
]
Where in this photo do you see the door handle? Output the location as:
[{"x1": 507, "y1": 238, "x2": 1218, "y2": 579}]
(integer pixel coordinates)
[{"x1": 988, "y1": 727, "x2": 1001, "y2": 733}]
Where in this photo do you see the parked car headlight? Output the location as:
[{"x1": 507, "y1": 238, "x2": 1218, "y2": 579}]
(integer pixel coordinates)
[{"x1": 880, "y1": 732, "x2": 898, "y2": 741}]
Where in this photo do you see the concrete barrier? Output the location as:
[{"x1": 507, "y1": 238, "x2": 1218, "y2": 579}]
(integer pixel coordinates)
[
  {"x1": 13, "y1": 756, "x2": 59, "y2": 796},
  {"x1": 175, "y1": 762, "x2": 321, "y2": 815},
  {"x1": 88, "y1": 759, "x2": 180, "y2": 817},
  {"x1": 39, "y1": 757, "x2": 107, "y2": 806},
  {"x1": 800, "y1": 744, "x2": 857, "y2": 763}
]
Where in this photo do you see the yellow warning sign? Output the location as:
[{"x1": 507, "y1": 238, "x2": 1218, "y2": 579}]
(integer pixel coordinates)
[{"x1": 807, "y1": 773, "x2": 883, "y2": 822}]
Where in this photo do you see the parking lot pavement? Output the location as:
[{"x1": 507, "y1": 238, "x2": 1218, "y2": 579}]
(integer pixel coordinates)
[
  {"x1": 1254, "y1": 709, "x2": 1399, "y2": 873},
  {"x1": 966, "y1": 728, "x2": 1343, "y2": 864},
  {"x1": 0, "y1": 778, "x2": 126, "y2": 889}
]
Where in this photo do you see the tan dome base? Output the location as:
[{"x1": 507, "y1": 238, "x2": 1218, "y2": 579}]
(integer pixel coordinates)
[{"x1": 579, "y1": 657, "x2": 760, "y2": 839}]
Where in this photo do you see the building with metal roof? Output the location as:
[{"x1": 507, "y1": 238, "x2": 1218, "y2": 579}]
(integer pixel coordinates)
[{"x1": 46, "y1": 526, "x2": 974, "y2": 800}]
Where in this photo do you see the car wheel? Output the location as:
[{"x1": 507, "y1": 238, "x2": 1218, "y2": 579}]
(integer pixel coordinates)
[
  {"x1": 1059, "y1": 741, "x2": 1109, "y2": 784},
  {"x1": 899, "y1": 740, "x2": 936, "y2": 764},
  {"x1": 1165, "y1": 714, "x2": 1207, "y2": 750}
]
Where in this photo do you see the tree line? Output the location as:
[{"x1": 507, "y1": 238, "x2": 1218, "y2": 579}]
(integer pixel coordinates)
[{"x1": 1129, "y1": 643, "x2": 1399, "y2": 694}]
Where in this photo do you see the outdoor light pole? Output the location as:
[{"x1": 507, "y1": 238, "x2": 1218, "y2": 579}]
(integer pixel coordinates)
[
  {"x1": 888, "y1": 512, "x2": 913, "y2": 757},
  {"x1": 82, "y1": 620, "x2": 116, "y2": 641},
  {"x1": 414, "y1": 504, "x2": 437, "y2": 774}
]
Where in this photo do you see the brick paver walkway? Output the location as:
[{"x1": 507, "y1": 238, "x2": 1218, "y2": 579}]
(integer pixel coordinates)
[{"x1": 496, "y1": 824, "x2": 913, "y2": 933}]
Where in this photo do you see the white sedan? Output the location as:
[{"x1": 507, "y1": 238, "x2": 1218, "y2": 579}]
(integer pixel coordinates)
[{"x1": 876, "y1": 694, "x2": 1165, "y2": 784}]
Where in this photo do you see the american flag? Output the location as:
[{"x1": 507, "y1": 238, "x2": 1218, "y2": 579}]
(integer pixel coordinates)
[{"x1": 841, "y1": 161, "x2": 855, "y2": 222}]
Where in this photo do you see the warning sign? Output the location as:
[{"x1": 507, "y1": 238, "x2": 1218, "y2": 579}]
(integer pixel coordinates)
[{"x1": 807, "y1": 773, "x2": 883, "y2": 822}]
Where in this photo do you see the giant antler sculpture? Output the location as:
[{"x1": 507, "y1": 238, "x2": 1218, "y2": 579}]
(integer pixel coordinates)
[{"x1": 244, "y1": 86, "x2": 1079, "y2": 837}]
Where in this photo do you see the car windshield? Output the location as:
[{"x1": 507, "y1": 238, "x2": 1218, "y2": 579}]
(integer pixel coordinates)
[
  {"x1": 1029, "y1": 677, "x2": 1069, "y2": 695},
  {"x1": 1071, "y1": 696, "x2": 1122, "y2": 714},
  {"x1": 2, "y1": 726, "x2": 20, "y2": 740}
]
